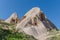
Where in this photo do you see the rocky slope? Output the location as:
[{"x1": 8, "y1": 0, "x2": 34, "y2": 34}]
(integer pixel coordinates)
[{"x1": 0, "y1": 7, "x2": 59, "y2": 40}]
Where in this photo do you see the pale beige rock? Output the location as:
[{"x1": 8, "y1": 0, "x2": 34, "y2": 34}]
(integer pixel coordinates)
[
  {"x1": 5, "y1": 12, "x2": 20, "y2": 24},
  {"x1": 4, "y1": 7, "x2": 58, "y2": 40},
  {"x1": 16, "y1": 7, "x2": 58, "y2": 40}
]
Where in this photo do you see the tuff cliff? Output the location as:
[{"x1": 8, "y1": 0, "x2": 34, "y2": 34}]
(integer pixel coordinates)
[{"x1": 4, "y1": 7, "x2": 58, "y2": 40}]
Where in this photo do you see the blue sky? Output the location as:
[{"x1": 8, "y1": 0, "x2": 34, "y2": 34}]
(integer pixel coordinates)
[{"x1": 0, "y1": 0, "x2": 60, "y2": 29}]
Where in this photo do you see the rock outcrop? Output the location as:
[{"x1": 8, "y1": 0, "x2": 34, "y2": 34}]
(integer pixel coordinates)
[
  {"x1": 16, "y1": 7, "x2": 58, "y2": 40},
  {"x1": 5, "y1": 7, "x2": 58, "y2": 40},
  {"x1": 5, "y1": 12, "x2": 20, "y2": 25}
]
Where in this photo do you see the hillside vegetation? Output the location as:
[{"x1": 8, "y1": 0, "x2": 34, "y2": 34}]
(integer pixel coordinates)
[
  {"x1": 0, "y1": 22, "x2": 37, "y2": 40},
  {"x1": 47, "y1": 30, "x2": 60, "y2": 40},
  {"x1": 0, "y1": 22, "x2": 60, "y2": 40}
]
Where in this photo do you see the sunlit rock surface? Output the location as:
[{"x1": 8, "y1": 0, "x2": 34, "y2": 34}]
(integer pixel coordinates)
[
  {"x1": 5, "y1": 12, "x2": 20, "y2": 25},
  {"x1": 5, "y1": 7, "x2": 58, "y2": 40}
]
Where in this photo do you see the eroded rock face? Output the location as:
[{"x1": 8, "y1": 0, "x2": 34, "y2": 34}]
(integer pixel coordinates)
[
  {"x1": 16, "y1": 7, "x2": 58, "y2": 40},
  {"x1": 5, "y1": 7, "x2": 58, "y2": 40},
  {"x1": 5, "y1": 12, "x2": 20, "y2": 24}
]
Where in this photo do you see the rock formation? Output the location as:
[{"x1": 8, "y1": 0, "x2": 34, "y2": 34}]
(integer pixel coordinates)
[
  {"x1": 16, "y1": 7, "x2": 58, "y2": 40},
  {"x1": 5, "y1": 12, "x2": 20, "y2": 25},
  {"x1": 5, "y1": 7, "x2": 58, "y2": 40}
]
